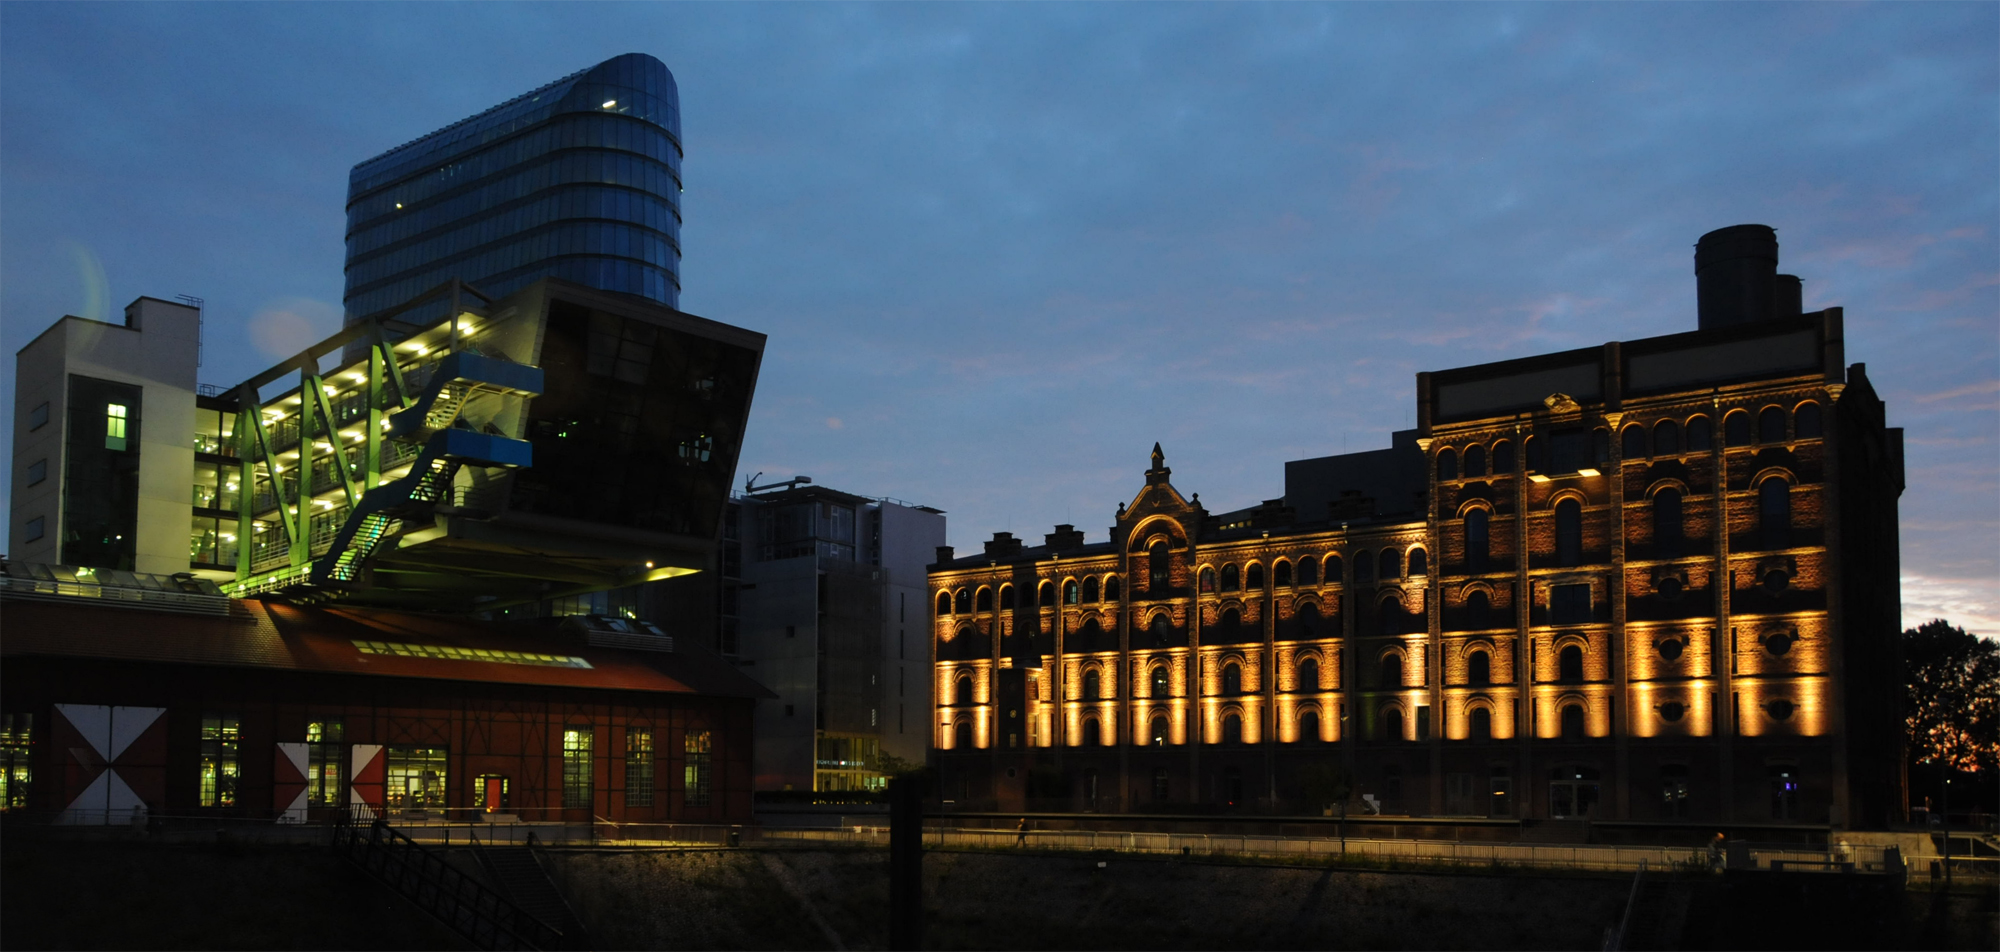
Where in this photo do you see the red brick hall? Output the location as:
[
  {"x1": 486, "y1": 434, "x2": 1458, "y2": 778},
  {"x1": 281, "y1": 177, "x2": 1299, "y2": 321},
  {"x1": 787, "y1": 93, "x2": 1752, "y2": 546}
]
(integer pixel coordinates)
[{"x1": 0, "y1": 565, "x2": 769, "y2": 827}]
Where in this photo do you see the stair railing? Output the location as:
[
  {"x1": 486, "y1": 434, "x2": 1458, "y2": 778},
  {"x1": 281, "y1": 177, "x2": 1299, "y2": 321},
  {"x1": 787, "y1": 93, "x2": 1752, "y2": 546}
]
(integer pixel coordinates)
[{"x1": 333, "y1": 816, "x2": 563, "y2": 951}]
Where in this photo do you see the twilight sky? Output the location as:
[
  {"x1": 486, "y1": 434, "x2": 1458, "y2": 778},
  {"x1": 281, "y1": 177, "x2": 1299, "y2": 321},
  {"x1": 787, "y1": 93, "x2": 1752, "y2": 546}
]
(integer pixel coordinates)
[{"x1": 2, "y1": 3, "x2": 1995, "y2": 632}]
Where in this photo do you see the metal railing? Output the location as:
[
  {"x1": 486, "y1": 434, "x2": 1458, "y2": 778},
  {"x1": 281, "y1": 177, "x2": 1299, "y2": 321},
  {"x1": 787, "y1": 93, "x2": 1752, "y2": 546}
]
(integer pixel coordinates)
[
  {"x1": 0, "y1": 575, "x2": 233, "y2": 616},
  {"x1": 334, "y1": 817, "x2": 563, "y2": 951}
]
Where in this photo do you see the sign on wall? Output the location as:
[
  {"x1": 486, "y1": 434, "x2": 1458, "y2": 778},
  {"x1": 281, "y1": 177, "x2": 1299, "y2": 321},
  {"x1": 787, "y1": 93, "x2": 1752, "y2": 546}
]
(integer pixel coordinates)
[{"x1": 52, "y1": 704, "x2": 166, "y2": 825}]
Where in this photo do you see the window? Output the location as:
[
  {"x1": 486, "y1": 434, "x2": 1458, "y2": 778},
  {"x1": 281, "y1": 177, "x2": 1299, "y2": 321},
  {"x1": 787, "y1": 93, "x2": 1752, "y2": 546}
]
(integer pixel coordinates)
[
  {"x1": 1378, "y1": 549, "x2": 1401, "y2": 580},
  {"x1": 1246, "y1": 563, "x2": 1265, "y2": 589},
  {"x1": 1438, "y1": 448, "x2": 1458, "y2": 481},
  {"x1": 1378, "y1": 599, "x2": 1404, "y2": 636},
  {"x1": 1081, "y1": 576, "x2": 1098, "y2": 603},
  {"x1": 25, "y1": 459, "x2": 46, "y2": 487},
  {"x1": 1621, "y1": 425, "x2": 1647, "y2": 459},
  {"x1": 1759, "y1": 478, "x2": 1791, "y2": 549},
  {"x1": 1653, "y1": 488, "x2": 1684, "y2": 558},
  {"x1": 1407, "y1": 547, "x2": 1427, "y2": 576},
  {"x1": 562, "y1": 727, "x2": 593, "y2": 809},
  {"x1": 1149, "y1": 613, "x2": 1173, "y2": 647},
  {"x1": 1465, "y1": 510, "x2": 1489, "y2": 572},
  {"x1": 1491, "y1": 440, "x2": 1513, "y2": 474},
  {"x1": 1082, "y1": 668, "x2": 1102, "y2": 700},
  {"x1": 27, "y1": 402, "x2": 49, "y2": 431},
  {"x1": 1063, "y1": 580, "x2": 1078, "y2": 605},
  {"x1": 1038, "y1": 582, "x2": 1055, "y2": 607},
  {"x1": 1549, "y1": 766, "x2": 1599, "y2": 816},
  {"x1": 1550, "y1": 429, "x2": 1589, "y2": 474},
  {"x1": 1324, "y1": 554, "x2": 1342, "y2": 583},
  {"x1": 1220, "y1": 564, "x2": 1240, "y2": 591},
  {"x1": 1555, "y1": 499, "x2": 1583, "y2": 567},
  {"x1": 999, "y1": 585, "x2": 1015, "y2": 609},
  {"x1": 1, "y1": 714, "x2": 33, "y2": 812},
  {"x1": 1652, "y1": 420, "x2": 1680, "y2": 457},
  {"x1": 1724, "y1": 409, "x2": 1752, "y2": 447},
  {"x1": 1297, "y1": 710, "x2": 1319, "y2": 743},
  {"x1": 954, "y1": 722, "x2": 973, "y2": 750},
  {"x1": 1794, "y1": 402, "x2": 1823, "y2": 438},
  {"x1": 1769, "y1": 765, "x2": 1798, "y2": 820},
  {"x1": 1150, "y1": 718, "x2": 1170, "y2": 748},
  {"x1": 1298, "y1": 557, "x2": 1318, "y2": 586},
  {"x1": 626, "y1": 728, "x2": 655, "y2": 807},
  {"x1": 386, "y1": 747, "x2": 448, "y2": 811},
  {"x1": 1379, "y1": 653, "x2": 1403, "y2": 688},
  {"x1": 956, "y1": 589, "x2": 971, "y2": 613},
  {"x1": 1104, "y1": 575, "x2": 1121, "y2": 601},
  {"x1": 1687, "y1": 416, "x2": 1713, "y2": 451},
  {"x1": 1469, "y1": 707, "x2": 1492, "y2": 741},
  {"x1": 1221, "y1": 713, "x2": 1243, "y2": 745},
  {"x1": 1199, "y1": 566, "x2": 1216, "y2": 592},
  {"x1": 937, "y1": 591, "x2": 951, "y2": 616},
  {"x1": 1759, "y1": 406, "x2": 1787, "y2": 443},
  {"x1": 976, "y1": 587, "x2": 993, "y2": 611},
  {"x1": 956, "y1": 672, "x2": 974, "y2": 705},
  {"x1": 1523, "y1": 436, "x2": 1543, "y2": 473},
  {"x1": 1464, "y1": 444, "x2": 1487, "y2": 478},
  {"x1": 104, "y1": 404, "x2": 129, "y2": 451},
  {"x1": 1489, "y1": 767, "x2": 1512, "y2": 816},
  {"x1": 23, "y1": 517, "x2": 44, "y2": 543},
  {"x1": 1464, "y1": 590, "x2": 1491, "y2": 627},
  {"x1": 1149, "y1": 541, "x2": 1170, "y2": 591},
  {"x1": 475, "y1": 775, "x2": 510, "y2": 813},
  {"x1": 1381, "y1": 708, "x2": 1404, "y2": 742},
  {"x1": 1592, "y1": 428, "x2": 1611, "y2": 468},
  {"x1": 1558, "y1": 644, "x2": 1585, "y2": 682},
  {"x1": 1661, "y1": 765, "x2": 1689, "y2": 818},
  {"x1": 1151, "y1": 663, "x2": 1171, "y2": 698},
  {"x1": 1467, "y1": 650, "x2": 1490, "y2": 686},
  {"x1": 199, "y1": 714, "x2": 240, "y2": 808},
  {"x1": 683, "y1": 730, "x2": 712, "y2": 807},
  {"x1": 1297, "y1": 657, "x2": 1319, "y2": 692},
  {"x1": 306, "y1": 719, "x2": 344, "y2": 807},
  {"x1": 1274, "y1": 560, "x2": 1292, "y2": 587},
  {"x1": 1081, "y1": 715, "x2": 1104, "y2": 747},
  {"x1": 1153, "y1": 767, "x2": 1170, "y2": 799},
  {"x1": 1221, "y1": 662, "x2": 1242, "y2": 696}
]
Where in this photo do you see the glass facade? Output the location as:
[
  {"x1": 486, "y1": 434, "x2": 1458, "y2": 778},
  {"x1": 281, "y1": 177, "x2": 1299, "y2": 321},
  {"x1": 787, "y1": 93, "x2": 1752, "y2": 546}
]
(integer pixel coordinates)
[
  {"x1": 344, "y1": 53, "x2": 683, "y2": 323},
  {"x1": 62, "y1": 376, "x2": 143, "y2": 570}
]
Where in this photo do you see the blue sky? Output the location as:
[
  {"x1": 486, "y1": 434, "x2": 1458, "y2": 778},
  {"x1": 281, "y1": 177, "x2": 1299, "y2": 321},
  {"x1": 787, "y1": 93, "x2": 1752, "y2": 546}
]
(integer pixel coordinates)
[{"x1": 3, "y1": 2, "x2": 1995, "y2": 631}]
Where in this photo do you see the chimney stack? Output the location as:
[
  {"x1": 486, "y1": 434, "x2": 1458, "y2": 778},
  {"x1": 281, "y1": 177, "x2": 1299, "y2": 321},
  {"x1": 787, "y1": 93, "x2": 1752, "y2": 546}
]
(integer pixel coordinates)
[{"x1": 1696, "y1": 224, "x2": 1803, "y2": 330}]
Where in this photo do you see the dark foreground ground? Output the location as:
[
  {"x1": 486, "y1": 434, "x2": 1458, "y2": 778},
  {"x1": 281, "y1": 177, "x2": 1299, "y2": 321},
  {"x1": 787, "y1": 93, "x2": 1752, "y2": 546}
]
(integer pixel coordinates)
[{"x1": 4, "y1": 838, "x2": 1993, "y2": 950}]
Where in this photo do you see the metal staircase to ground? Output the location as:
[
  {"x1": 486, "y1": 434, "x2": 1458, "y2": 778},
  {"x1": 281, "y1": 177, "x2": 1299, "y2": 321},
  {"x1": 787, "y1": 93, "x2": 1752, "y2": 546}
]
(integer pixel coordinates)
[
  {"x1": 333, "y1": 818, "x2": 563, "y2": 951},
  {"x1": 475, "y1": 832, "x2": 592, "y2": 950}
]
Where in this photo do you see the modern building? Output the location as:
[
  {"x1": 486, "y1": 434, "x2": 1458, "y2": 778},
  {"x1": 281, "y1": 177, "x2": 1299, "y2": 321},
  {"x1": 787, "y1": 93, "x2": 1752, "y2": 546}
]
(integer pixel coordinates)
[
  {"x1": 928, "y1": 225, "x2": 1907, "y2": 831},
  {"x1": 344, "y1": 53, "x2": 683, "y2": 325},
  {"x1": 716, "y1": 480, "x2": 946, "y2": 792}
]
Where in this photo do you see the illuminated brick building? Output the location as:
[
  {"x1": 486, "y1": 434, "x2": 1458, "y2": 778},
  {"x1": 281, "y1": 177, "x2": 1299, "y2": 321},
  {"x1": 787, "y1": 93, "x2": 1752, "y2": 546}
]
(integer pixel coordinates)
[{"x1": 928, "y1": 225, "x2": 1906, "y2": 830}]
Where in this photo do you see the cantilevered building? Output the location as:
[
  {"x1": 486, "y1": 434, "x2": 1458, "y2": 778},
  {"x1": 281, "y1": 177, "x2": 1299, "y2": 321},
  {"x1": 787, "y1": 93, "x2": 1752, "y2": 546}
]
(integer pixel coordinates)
[
  {"x1": 928, "y1": 225, "x2": 1907, "y2": 831},
  {"x1": 344, "y1": 53, "x2": 684, "y2": 324}
]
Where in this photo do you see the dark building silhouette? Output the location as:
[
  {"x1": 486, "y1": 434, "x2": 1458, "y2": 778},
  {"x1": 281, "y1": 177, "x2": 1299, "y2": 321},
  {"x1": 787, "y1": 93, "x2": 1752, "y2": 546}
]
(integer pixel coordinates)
[{"x1": 344, "y1": 53, "x2": 683, "y2": 324}]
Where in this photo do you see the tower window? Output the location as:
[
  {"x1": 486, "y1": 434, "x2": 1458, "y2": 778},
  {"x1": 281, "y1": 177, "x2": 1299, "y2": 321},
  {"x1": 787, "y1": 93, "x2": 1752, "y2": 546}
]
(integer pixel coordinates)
[
  {"x1": 105, "y1": 404, "x2": 128, "y2": 451},
  {"x1": 1555, "y1": 498, "x2": 1583, "y2": 567}
]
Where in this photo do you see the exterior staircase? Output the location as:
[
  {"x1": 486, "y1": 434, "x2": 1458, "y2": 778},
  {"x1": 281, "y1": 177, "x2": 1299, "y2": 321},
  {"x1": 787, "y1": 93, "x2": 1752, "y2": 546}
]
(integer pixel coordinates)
[
  {"x1": 333, "y1": 817, "x2": 562, "y2": 951},
  {"x1": 475, "y1": 832, "x2": 591, "y2": 950}
]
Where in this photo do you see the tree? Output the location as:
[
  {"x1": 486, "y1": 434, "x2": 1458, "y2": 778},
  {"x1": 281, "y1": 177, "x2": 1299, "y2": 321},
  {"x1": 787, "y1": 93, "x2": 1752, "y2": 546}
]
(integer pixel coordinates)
[{"x1": 1903, "y1": 619, "x2": 2000, "y2": 772}]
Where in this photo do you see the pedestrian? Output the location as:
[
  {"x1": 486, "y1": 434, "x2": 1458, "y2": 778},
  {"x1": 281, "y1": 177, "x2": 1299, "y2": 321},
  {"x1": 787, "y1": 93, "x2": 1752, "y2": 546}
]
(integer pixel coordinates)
[{"x1": 1015, "y1": 816, "x2": 1030, "y2": 847}]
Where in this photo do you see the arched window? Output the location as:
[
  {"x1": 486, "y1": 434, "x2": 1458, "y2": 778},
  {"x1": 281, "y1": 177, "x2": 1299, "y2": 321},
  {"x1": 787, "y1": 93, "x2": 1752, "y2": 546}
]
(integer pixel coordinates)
[
  {"x1": 1465, "y1": 510, "x2": 1490, "y2": 572},
  {"x1": 1199, "y1": 566, "x2": 1216, "y2": 592},
  {"x1": 1559, "y1": 704, "x2": 1586, "y2": 740},
  {"x1": 1491, "y1": 440, "x2": 1514, "y2": 474},
  {"x1": 956, "y1": 671, "x2": 975, "y2": 705},
  {"x1": 1246, "y1": 563, "x2": 1266, "y2": 590},
  {"x1": 1379, "y1": 652, "x2": 1403, "y2": 688},
  {"x1": 1081, "y1": 576, "x2": 1099, "y2": 603},
  {"x1": 1219, "y1": 608, "x2": 1242, "y2": 640},
  {"x1": 1592, "y1": 428, "x2": 1611, "y2": 468},
  {"x1": 1080, "y1": 714, "x2": 1102, "y2": 747},
  {"x1": 1759, "y1": 406, "x2": 1787, "y2": 443},
  {"x1": 1274, "y1": 560, "x2": 1292, "y2": 587},
  {"x1": 1795, "y1": 401, "x2": 1823, "y2": 438},
  {"x1": 1467, "y1": 649, "x2": 1491, "y2": 686},
  {"x1": 1149, "y1": 715, "x2": 1170, "y2": 747},
  {"x1": 1469, "y1": 707, "x2": 1492, "y2": 741},
  {"x1": 1298, "y1": 557, "x2": 1318, "y2": 586},
  {"x1": 1382, "y1": 707, "x2": 1405, "y2": 742},
  {"x1": 1759, "y1": 477, "x2": 1791, "y2": 549},
  {"x1": 1104, "y1": 575, "x2": 1122, "y2": 601},
  {"x1": 1222, "y1": 661, "x2": 1242, "y2": 696},
  {"x1": 976, "y1": 587, "x2": 993, "y2": 612},
  {"x1": 955, "y1": 721, "x2": 974, "y2": 750},
  {"x1": 937, "y1": 591, "x2": 952, "y2": 616},
  {"x1": 1653, "y1": 487, "x2": 1684, "y2": 558},
  {"x1": 955, "y1": 589, "x2": 972, "y2": 614},
  {"x1": 1558, "y1": 644, "x2": 1584, "y2": 682},
  {"x1": 1149, "y1": 540, "x2": 1170, "y2": 591},
  {"x1": 1465, "y1": 590, "x2": 1491, "y2": 627},
  {"x1": 1221, "y1": 564, "x2": 1241, "y2": 591},
  {"x1": 1523, "y1": 435, "x2": 1543, "y2": 474},
  {"x1": 1151, "y1": 663, "x2": 1171, "y2": 698},
  {"x1": 1037, "y1": 581, "x2": 1054, "y2": 607},
  {"x1": 1653, "y1": 420, "x2": 1681, "y2": 457},
  {"x1": 1082, "y1": 668, "x2": 1102, "y2": 700},
  {"x1": 1078, "y1": 617, "x2": 1102, "y2": 649},
  {"x1": 1687, "y1": 416, "x2": 1713, "y2": 451},
  {"x1": 1378, "y1": 599, "x2": 1404, "y2": 636},
  {"x1": 1464, "y1": 444, "x2": 1488, "y2": 478},
  {"x1": 1222, "y1": 713, "x2": 1243, "y2": 745},
  {"x1": 1407, "y1": 547, "x2": 1428, "y2": 576},
  {"x1": 1438, "y1": 448, "x2": 1459, "y2": 481},
  {"x1": 1353, "y1": 552, "x2": 1374, "y2": 584},
  {"x1": 1378, "y1": 549, "x2": 1401, "y2": 580},
  {"x1": 1150, "y1": 613, "x2": 1173, "y2": 647},
  {"x1": 1295, "y1": 602, "x2": 1321, "y2": 639},
  {"x1": 999, "y1": 585, "x2": 1015, "y2": 609},
  {"x1": 1725, "y1": 409, "x2": 1752, "y2": 447},
  {"x1": 1063, "y1": 579, "x2": 1079, "y2": 605},
  {"x1": 1621, "y1": 424, "x2": 1648, "y2": 459},
  {"x1": 1324, "y1": 554, "x2": 1343, "y2": 583},
  {"x1": 1297, "y1": 656, "x2": 1319, "y2": 692},
  {"x1": 1297, "y1": 710, "x2": 1320, "y2": 743},
  {"x1": 1555, "y1": 499, "x2": 1583, "y2": 567}
]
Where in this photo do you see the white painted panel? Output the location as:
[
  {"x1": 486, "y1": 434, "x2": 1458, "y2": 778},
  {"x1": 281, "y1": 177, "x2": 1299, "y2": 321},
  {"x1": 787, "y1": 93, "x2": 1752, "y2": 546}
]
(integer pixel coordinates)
[
  {"x1": 56, "y1": 703, "x2": 112, "y2": 761},
  {"x1": 106, "y1": 706, "x2": 166, "y2": 763}
]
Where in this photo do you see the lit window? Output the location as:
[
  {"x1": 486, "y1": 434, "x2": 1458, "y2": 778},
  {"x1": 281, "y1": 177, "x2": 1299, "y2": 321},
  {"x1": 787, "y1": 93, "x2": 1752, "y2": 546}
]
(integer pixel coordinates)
[
  {"x1": 562, "y1": 727, "x2": 593, "y2": 809},
  {"x1": 306, "y1": 720, "x2": 344, "y2": 806},
  {"x1": 683, "y1": 729, "x2": 712, "y2": 807},
  {"x1": 0, "y1": 714, "x2": 32, "y2": 812},
  {"x1": 385, "y1": 747, "x2": 448, "y2": 811},
  {"x1": 105, "y1": 403, "x2": 128, "y2": 451},
  {"x1": 200, "y1": 714, "x2": 240, "y2": 807},
  {"x1": 627, "y1": 728, "x2": 655, "y2": 807}
]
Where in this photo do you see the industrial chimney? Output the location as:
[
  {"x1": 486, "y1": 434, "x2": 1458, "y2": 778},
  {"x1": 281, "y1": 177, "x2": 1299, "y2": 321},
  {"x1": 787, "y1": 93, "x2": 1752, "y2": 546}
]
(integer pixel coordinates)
[{"x1": 1695, "y1": 224, "x2": 1802, "y2": 330}]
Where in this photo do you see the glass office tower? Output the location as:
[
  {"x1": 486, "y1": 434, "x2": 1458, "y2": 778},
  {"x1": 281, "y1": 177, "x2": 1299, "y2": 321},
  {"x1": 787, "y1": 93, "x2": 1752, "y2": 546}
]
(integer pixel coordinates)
[{"x1": 343, "y1": 53, "x2": 683, "y2": 324}]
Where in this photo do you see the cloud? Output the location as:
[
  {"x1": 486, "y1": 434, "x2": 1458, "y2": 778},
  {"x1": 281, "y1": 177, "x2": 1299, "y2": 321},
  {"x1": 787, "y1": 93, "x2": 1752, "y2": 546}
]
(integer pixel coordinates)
[
  {"x1": 1900, "y1": 574, "x2": 2000, "y2": 637},
  {"x1": 826, "y1": 417, "x2": 844, "y2": 430}
]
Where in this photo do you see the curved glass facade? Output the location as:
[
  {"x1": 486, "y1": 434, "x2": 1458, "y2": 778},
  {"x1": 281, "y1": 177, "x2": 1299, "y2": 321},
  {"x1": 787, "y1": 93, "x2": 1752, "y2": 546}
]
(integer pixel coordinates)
[{"x1": 344, "y1": 53, "x2": 683, "y2": 323}]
